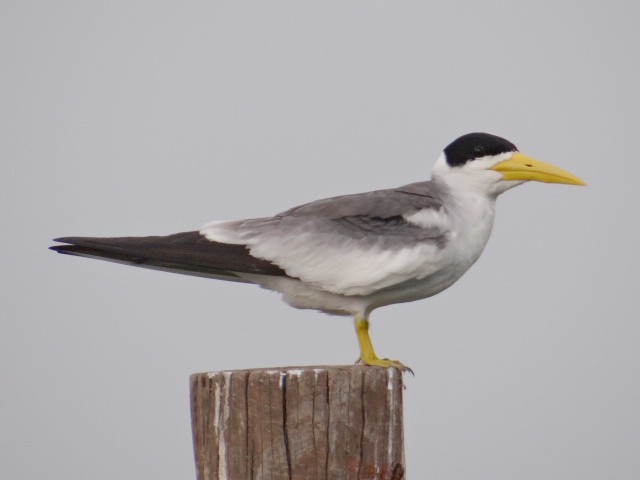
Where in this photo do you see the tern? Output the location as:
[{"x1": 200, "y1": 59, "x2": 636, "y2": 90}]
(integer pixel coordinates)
[{"x1": 51, "y1": 133, "x2": 585, "y2": 371}]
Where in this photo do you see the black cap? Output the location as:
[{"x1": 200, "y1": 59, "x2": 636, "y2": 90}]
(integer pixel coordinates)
[{"x1": 444, "y1": 133, "x2": 518, "y2": 167}]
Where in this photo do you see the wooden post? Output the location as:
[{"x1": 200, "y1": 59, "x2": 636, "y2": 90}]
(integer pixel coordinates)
[{"x1": 190, "y1": 365, "x2": 405, "y2": 480}]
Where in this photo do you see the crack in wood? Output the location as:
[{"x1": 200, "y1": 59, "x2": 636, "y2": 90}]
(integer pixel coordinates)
[
  {"x1": 324, "y1": 371, "x2": 330, "y2": 479},
  {"x1": 357, "y1": 369, "x2": 366, "y2": 479},
  {"x1": 244, "y1": 372, "x2": 252, "y2": 480},
  {"x1": 281, "y1": 373, "x2": 293, "y2": 480}
]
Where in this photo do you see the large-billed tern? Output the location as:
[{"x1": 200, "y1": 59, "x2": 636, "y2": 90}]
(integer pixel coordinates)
[{"x1": 51, "y1": 133, "x2": 585, "y2": 371}]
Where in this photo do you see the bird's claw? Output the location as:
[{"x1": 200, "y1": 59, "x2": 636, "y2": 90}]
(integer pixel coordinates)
[{"x1": 357, "y1": 356, "x2": 414, "y2": 375}]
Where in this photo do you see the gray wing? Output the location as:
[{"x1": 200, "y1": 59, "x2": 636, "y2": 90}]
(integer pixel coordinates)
[
  {"x1": 282, "y1": 181, "x2": 440, "y2": 216},
  {"x1": 201, "y1": 181, "x2": 453, "y2": 295},
  {"x1": 275, "y1": 181, "x2": 447, "y2": 244}
]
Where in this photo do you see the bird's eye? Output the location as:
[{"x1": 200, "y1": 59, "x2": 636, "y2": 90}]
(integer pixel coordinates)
[{"x1": 473, "y1": 146, "x2": 485, "y2": 157}]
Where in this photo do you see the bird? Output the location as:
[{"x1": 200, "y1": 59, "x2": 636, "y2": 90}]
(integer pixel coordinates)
[{"x1": 51, "y1": 132, "x2": 585, "y2": 371}]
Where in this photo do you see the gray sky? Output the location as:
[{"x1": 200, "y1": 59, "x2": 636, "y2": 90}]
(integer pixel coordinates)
[{"x1": 2, "y1": 1, "x2": 639, "y2": 479}]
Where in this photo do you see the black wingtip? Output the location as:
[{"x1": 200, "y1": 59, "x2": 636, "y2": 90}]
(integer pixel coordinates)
[
  {"x1": 52, "y1": 236, "x2": 82, "y2": 244},
  {"x1": 49, "y1": 244, "x2": 82, "y2": 255},
  {"x1": 50, "y1": 237, "x2": 76, "y2": 254}
]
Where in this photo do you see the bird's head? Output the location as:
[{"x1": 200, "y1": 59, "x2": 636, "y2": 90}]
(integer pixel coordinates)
[{"x1": 432, "y1": 132, "x2": 586, "y2": 196}]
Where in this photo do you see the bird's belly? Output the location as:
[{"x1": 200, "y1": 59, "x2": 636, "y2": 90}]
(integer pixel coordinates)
[
  {"x1": 364, "y1": 261, "x2": 466, "y2": 312},
  {"x1": 365, "y1": 216, "x2": 494, "y2": 312}
]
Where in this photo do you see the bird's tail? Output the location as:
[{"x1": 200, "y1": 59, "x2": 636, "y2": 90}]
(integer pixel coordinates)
[{"x1": 50, "y1": 231, "x2": 287, "y2": 282}]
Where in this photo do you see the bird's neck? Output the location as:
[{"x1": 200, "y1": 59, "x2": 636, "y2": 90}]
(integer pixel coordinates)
[
  {"x1": 434, "y1": 175, "x2": 498, "y2": 267},
  {"x1": 432, "y1": 170, "x2": 498, "y2": 215},
  {"x1": 448, "y1": 189, "x2": 497, "y2": 231}
]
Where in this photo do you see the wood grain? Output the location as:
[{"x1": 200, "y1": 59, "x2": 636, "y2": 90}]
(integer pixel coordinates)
[{"x1": 190, "y1": 365, "x2": 405, "y2": 480}]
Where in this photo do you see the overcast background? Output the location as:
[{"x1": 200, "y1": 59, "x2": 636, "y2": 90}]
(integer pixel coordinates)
[{"x1": 2, "y1": 1, "x2": 639, "y2": 479}]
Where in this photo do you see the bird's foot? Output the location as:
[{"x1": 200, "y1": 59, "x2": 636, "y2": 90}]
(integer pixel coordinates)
[{"x1": 357, "y1": 356, "x2": 414, "y2": 375}]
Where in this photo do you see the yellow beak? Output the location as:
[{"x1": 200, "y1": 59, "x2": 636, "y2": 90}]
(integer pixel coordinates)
[{"x1": 491, "y1": 152, "x2": 586, "y2": 186}]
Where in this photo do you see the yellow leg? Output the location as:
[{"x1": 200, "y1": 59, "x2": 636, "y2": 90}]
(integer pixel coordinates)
[{"x1": 355, "y1": 315, "x2": 413, "y2": 373}]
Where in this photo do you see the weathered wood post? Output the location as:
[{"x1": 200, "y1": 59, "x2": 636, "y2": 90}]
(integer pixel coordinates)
[{"x1": 190, "y1": 365, "x2": 405, "y2": 480}]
